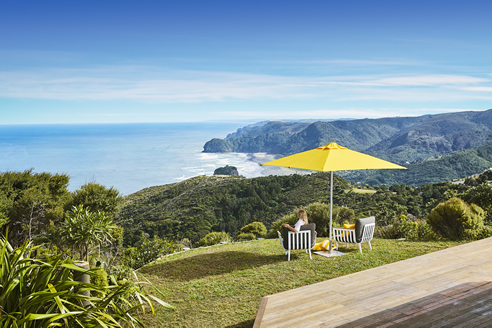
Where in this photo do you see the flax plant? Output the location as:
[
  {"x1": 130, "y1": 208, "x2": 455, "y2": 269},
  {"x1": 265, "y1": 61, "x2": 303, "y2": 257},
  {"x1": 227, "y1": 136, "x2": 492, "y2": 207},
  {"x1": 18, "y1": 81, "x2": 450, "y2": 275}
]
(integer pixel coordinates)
[{"x1": 0, "y1": 235, "x2": 173, "y2": 327}]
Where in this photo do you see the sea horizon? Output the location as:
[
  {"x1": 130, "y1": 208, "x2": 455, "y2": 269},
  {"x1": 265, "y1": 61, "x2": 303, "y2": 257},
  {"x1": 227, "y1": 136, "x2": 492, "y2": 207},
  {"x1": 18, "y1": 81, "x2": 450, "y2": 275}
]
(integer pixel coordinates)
[{"x1": 0, "y1": 122, "x2": 273, "y2": 195}]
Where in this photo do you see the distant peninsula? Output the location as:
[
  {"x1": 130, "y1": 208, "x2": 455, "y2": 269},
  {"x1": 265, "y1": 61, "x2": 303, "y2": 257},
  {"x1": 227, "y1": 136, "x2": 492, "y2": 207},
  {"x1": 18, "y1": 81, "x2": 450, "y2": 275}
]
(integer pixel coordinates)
[{"x1": 203, "y1": 109, "x2": 492, "y2": 186}]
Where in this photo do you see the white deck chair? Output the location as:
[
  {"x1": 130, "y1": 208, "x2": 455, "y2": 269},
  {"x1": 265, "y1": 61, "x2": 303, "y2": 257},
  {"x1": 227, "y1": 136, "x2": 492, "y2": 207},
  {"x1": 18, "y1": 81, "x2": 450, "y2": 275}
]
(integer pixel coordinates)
[
  {"x1": 333, "y1": 216, "x2": 375, "y2": 253},
  {"x1": 277, "y1": 223, "x2": 316, "y2": 261}
]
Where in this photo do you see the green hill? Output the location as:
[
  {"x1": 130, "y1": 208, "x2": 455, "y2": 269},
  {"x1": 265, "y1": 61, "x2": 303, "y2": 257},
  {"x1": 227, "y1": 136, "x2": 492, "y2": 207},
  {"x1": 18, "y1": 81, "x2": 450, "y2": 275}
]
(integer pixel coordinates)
[{"x1": 115, "y1": 173, "x2": 349, "y2": 245}]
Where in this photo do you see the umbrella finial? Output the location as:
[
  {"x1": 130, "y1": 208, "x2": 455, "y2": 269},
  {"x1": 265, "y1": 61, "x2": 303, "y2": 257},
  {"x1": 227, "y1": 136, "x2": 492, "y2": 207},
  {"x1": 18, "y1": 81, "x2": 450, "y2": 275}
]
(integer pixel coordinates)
[{"x1": 317, "y1": 142, "x2": 347, "y2": 150}]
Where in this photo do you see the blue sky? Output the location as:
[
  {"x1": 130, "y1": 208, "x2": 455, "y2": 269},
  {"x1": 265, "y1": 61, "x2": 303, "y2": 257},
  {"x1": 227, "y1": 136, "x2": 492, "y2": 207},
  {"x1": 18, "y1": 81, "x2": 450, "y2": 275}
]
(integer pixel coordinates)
[{"x1": 1, "y1": 0, "x2": 491, "y2": 124}]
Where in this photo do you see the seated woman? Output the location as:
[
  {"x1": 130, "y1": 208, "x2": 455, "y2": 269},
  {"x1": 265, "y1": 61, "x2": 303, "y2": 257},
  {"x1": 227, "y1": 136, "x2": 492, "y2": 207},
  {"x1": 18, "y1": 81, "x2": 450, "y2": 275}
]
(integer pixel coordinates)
[{"x1": 283, "y1": 209, "x2": 308, "y2": 233}]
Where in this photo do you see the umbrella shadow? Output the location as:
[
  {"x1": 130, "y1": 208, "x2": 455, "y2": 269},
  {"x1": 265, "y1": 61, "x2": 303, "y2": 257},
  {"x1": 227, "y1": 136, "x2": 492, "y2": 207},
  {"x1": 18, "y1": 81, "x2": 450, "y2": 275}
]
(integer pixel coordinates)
[
  {"x1": 139, "y1": 251, "x2": 285, "y2": 281},
  {"x1": 224, "y1": 318, "x2": 255, "y2": 328}
]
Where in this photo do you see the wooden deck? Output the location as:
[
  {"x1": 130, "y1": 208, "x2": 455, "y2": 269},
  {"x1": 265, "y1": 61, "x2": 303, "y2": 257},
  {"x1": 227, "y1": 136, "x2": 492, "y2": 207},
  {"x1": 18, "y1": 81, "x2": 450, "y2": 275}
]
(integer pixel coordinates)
[{"x1": 254, "y1": 237, "x2": 492, "y2": 327}]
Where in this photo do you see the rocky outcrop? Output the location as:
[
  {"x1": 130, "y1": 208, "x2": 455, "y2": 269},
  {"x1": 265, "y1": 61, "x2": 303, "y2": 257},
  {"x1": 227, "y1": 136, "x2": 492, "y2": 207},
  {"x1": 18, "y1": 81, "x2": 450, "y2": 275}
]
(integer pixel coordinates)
[{"x1": 213, "y1": 165, "x2": 239, "y2": 176}]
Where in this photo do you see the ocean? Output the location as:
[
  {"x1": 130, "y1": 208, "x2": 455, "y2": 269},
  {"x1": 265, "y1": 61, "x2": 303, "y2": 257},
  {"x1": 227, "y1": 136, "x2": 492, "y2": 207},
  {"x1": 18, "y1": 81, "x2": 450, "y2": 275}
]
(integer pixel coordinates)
[{"x1": 0, "y1": 122, "x2": 268, "y2": 195}]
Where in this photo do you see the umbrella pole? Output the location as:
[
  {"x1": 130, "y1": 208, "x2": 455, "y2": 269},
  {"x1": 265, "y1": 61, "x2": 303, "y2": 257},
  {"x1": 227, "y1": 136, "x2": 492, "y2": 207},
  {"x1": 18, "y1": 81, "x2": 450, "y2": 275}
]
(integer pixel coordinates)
[{"x1": 329, "y1": 171, "x2": 333, "y2": 253}]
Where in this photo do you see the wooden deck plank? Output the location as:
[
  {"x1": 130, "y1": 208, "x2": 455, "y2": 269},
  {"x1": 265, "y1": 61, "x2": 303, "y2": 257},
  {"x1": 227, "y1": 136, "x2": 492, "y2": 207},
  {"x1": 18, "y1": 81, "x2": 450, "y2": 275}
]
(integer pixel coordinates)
[{"x1": 255, "y1": 237, "x2": 492, "y2": 327}]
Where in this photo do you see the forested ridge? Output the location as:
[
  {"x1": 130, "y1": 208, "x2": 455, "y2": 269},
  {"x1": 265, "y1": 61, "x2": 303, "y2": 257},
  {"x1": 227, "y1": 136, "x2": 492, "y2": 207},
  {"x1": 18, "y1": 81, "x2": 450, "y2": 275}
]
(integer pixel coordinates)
[
  {"x1": 344, "y1": 141, "x2": 492, "y2": 186},
  {"x1": 115, "y1": 170, "x2": 491, "y2": 245},
  {"x1": 203, "y1": 109, "x2": 492, "y2": 186}
]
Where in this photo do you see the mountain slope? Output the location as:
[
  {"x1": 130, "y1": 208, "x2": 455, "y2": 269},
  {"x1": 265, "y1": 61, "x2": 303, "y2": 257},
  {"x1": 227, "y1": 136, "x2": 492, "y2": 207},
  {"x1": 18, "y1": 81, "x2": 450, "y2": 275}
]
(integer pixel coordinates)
[
  {"x1": 348, "y1": 141, "x2": 492, "y2": 186},
  {"x1": 204, "y1": 109, "x2": 492, "y2": 165}
]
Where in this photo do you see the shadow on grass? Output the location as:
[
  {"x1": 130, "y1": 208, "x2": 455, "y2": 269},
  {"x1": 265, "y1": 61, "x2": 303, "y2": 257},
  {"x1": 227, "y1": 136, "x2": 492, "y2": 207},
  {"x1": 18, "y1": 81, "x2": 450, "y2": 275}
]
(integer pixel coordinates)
[
  {"x1": 139, "y1": 251, "x2": 285, "y2": 281},
  {"x1": 224, "y1": 318, "x2": 255, "y2": 328}
]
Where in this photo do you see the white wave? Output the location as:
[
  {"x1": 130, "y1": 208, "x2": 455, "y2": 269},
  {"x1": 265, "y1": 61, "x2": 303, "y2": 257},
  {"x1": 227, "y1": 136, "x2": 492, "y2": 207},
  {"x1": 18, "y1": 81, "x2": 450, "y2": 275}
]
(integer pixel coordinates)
[{"x1": 199, "y1": 153, "x2": 220, "y2": 160}]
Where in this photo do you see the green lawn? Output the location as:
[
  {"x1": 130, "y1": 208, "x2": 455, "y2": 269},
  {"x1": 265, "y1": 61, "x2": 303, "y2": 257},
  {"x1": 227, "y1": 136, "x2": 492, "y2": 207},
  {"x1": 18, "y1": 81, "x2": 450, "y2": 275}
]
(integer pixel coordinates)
[
  {"x1": 349, "y1": 188, "x2": 377, "y2": 194},
  {"x1": 138, "y1": 238, "x2": 464, "y2": 328}
]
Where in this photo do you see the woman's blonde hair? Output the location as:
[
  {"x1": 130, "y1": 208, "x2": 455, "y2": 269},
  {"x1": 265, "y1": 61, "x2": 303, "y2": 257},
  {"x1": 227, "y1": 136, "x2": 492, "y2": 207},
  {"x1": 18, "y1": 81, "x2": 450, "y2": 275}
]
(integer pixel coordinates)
[{"x1": 297, "y1": 209, "x2": 308, "y2": 224}]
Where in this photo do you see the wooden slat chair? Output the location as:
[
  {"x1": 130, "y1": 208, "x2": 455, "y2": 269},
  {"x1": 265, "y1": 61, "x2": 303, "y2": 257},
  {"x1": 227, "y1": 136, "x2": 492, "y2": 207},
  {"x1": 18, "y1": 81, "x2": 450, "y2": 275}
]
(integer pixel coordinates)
[
  {"x1": 277, "y1": 223, "x2": 316, "y2": 261},
  {"x1": 333, "y1": 216, "x2": 375, "y2": 253}
]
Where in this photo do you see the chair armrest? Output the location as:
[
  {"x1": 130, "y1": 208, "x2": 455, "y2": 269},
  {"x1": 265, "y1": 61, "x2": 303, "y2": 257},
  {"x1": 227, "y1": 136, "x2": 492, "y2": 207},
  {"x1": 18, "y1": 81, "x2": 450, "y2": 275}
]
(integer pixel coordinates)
[{"x1": 277, "y1": 231, "x2": 286, "y2": 251}]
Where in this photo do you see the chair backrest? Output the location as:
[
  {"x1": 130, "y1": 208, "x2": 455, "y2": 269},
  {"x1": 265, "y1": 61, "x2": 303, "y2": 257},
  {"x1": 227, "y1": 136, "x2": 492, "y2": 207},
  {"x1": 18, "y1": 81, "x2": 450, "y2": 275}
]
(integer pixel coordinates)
[
  {"x1": 281, "y1": 224, "x2": 315, "y2": 250},
  {"x1": 282, "y1": 223, "x2": 316, "y2": 249},
  {"x1": 300, "y1": 223, "x2": 316, "y2": 247},
  {"x1": 355, "y1": 216, "x2": 375, "y2": 243},
  {"x1": 287, "y1": 230, "x2": 311, "y2": 250}
]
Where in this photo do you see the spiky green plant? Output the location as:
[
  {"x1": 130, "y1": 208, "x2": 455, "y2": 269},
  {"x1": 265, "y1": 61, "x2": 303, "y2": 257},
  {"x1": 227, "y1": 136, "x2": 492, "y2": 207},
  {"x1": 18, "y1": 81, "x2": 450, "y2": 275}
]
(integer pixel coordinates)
[
  {"x1": 0, "y1": 235, "x2": 173, "y2": 327},
  {"x1": 61, "y1": 205, "x2": 116, "y2": 261}
]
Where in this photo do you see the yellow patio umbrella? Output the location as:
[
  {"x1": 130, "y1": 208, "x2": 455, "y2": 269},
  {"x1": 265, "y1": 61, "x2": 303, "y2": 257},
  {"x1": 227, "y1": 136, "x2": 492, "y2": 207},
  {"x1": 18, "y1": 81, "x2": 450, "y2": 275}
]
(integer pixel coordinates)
[{"x1": 261, "y1": 142, "x2": 407, "y2": 253}]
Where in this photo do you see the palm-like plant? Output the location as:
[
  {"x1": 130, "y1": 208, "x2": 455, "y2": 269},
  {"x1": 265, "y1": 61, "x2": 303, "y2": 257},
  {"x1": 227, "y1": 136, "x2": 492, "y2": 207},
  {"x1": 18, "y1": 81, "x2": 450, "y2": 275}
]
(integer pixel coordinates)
[
  {"x1": 61, "y1": 205, "x2": 115, "y2": 261},
  {"x1": 0, "y1": 235, "x2": 173, "y2": 327}
]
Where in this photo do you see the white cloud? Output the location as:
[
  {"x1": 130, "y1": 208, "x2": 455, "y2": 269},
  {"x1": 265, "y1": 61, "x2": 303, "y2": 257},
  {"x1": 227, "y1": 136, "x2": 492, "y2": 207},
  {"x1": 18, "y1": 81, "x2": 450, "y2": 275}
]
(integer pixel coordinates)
[
  {"x1": 463, "y1": 87, "x2": 492, "y2": 92},
  {"x1": 215, "y1": 108, "x2": 484, "y2": 121},
  {"x1": 275, "y1": 59, "x2": 423, "y2": 66},
  {"x1": 370, "y1": 75, "x2": 488, "y2": 86},
  {"x1": 0, "y1": 66, "x2": 491, "y2": 104}
]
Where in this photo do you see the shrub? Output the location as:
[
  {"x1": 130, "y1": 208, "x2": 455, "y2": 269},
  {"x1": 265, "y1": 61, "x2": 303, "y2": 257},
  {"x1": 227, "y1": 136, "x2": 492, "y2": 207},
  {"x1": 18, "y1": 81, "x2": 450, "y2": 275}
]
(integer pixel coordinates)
[
  {"x1": 376, "y1": 215, "x2": 434, "y2": 240},
  {"x1": 477, "y1": 225, "x2": 492, "y2": 239},
  {"x1": 332, "y1": 207, "x2": 355, "y2": 226},
  {"x1": 91, "y1": 265, "x2": 109, "y2": 289},
  {"x1": 36, "y1": 247, "x2": 50, "y2": 261},
  {"x1": 107, "y1": 263, "x2": 133, "y2": 281},
  {"x1": 123, "y1": 235, "x2": 178, "y2": 269},
  {"x1": 199, "y1": 232, "x2": 231, "y2": 246},
  {"x1": 427, "y1": 197, "x2": 485, "y2": 240},
  {"x1": 179, "y1": 238, "x2": 192, "y2": 248},
  {"x1": 305, "y1": 203, "x2": 331, "y2": 237},
  {"x1": 237, "y1": 232, "x2": 256, "y2": 241},
  {"x1": 267, "y1": 214, "x2": 297, "y2": 238},
  {"x1": 462, "y1": 182, "x2": 492, "y2": 223},
  {"x1": 237, "y1": 222, "x2": 267, "y2": 239}
]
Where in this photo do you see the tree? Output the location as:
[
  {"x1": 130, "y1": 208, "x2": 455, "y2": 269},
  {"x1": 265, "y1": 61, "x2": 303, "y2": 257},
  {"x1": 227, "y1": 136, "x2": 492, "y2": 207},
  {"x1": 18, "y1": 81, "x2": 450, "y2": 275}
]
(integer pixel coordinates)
[
  {"x1": 60, "y1": 205, "x2": 116, "y2": 261},
  {"x1": 68, "y1": 183, "x2": 122, "y2": 217},
  {"x1": 0, "y1": 170, "x2": 71, "y2": 246},
  {"x1": 426, "y1": 197, "x2": 485, "y2": 240},
  {"x1": 0, "y1": 191, "x2": 10, "y2": 229}
]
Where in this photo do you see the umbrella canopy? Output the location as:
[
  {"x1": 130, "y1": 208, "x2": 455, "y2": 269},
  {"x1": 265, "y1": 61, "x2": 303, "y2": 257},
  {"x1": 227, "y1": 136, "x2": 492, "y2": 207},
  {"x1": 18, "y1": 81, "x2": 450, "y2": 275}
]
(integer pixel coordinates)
[
  {"x1": 261, "y1": 142, "x2": 406, "y2": 254},
  {"x1": 261, "y1": 142, "x2": 406, "y2": 172}
]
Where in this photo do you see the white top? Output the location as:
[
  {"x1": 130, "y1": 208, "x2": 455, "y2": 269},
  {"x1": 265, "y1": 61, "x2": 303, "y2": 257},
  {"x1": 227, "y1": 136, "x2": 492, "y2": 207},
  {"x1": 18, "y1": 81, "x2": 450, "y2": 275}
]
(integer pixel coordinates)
[{"x1": 294, "y1": 219, "x2": 305, "y2": 232}]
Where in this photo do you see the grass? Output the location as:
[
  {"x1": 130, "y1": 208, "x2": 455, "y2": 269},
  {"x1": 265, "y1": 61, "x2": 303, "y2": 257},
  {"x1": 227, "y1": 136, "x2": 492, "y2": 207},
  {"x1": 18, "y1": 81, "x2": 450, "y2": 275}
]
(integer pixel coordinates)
[
  {"x1": 138, "y1": 238, "x2": 465, "y2": 328},
  {"x1": 350, "y1": 188, "x2": 377, "y2": 194}
]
